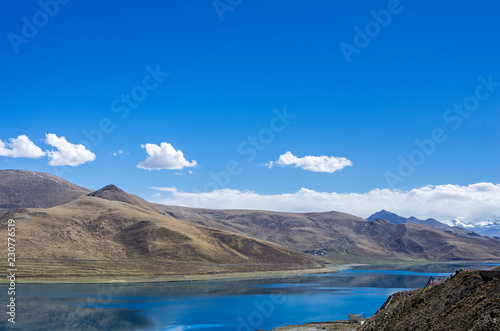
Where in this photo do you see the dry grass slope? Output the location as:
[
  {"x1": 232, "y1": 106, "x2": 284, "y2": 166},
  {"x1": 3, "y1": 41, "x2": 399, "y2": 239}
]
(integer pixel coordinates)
[{"x1": 1, "y1": 196, "x2": 321, "y2": 281}]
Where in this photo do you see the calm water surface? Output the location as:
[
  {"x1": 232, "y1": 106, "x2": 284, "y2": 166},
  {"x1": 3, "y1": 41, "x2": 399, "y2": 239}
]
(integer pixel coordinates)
[{"x1": 2, "y1": 262, "x2": 499, "y2": 330}]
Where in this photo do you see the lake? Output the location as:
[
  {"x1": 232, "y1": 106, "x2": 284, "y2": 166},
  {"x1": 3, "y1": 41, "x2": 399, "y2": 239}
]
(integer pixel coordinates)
[{"x1": 2, "y1": 262, "x2": 499, "y2": 330}]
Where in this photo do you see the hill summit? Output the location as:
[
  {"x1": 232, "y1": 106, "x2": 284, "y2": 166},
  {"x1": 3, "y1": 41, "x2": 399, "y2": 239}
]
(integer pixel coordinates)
[
  {"x1": 88, "y1": 184, "x2": 164, "y2": 214},
  {"x1": 0, "y1": 169, "x2": 90, "y2": 211}
]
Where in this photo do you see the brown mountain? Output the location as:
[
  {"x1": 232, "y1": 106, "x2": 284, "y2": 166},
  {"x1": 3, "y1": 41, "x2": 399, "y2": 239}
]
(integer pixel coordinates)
[
  {"x1": 0, "y1": 169, "x2": 91, "y2": 211},
  {"x1": 1, "y1": 191, "x2": 321, "y2": 281},
  {"x1": 157, "y1": 205, "x2": 500, "y2": 262}
]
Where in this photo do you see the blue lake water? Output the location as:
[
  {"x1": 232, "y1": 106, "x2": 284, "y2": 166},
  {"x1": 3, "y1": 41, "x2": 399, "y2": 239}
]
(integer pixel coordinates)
[{"x1": 2, "y1": 262, "x2": 499, "y2": 330}]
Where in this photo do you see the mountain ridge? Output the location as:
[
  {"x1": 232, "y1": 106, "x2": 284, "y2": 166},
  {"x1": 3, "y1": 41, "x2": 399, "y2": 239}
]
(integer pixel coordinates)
[{"x1": 367, "y1": 209, "x2": 447, "y2": 228}]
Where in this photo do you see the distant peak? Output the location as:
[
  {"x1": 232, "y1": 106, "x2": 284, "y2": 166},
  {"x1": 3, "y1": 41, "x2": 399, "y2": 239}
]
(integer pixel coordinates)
[
  {"x1": 86, "y1": 183, "x2": 164, "y2": 214},
  {"x1": 376, "y1": 209, "x2": 395, "y2": 215},
  {"x1": 88, "y1": 185, "x2": 124, "y2": 197},
  {"x1": 100, "y1": 184, "x2": 121, "y2": 191}
]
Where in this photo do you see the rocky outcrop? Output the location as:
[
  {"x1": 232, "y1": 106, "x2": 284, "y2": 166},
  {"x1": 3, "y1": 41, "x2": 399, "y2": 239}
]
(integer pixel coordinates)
[{"x1": 359, "y1": 267, "x2": 500, "y2": 331}]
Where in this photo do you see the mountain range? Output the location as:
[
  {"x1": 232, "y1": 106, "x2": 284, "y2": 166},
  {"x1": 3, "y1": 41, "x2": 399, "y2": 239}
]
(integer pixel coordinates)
[
  {"x1": 1, "y1": 169, "x2": 499, "y2": 281},
  {"x1": 367, "y1": 210, "x2": 447, "y2": 228},
  {"x1": 368, "y1": 210, "x2": 500, "y2": 239}
]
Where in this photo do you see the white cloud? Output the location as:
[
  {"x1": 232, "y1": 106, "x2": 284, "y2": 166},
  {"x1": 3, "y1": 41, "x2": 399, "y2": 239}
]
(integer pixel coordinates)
[
  {"x1": 267, "y1": 151, "x2": 353, "y2": 173},
  {"x1": 174, "y1": 170, "x2": 193, "y2": 176},
  {"x1": 150, "y1": 186, "x2": 178, "y2": 192},
  {"x1": 137, "y1": 142, "x2": 197, "y2": 170},
  {"x1": 0, "y1": 135, "x2": 45, "y2": 158},
  {"x1": 45, "y1": 133, "x2": 96, "y2": 166},
  {"x1": 113, "y1": 150, "x2": 124, "y2": 156},
  {"x1": 153, "y1": 183, "x2": 500, "y2": 223}
]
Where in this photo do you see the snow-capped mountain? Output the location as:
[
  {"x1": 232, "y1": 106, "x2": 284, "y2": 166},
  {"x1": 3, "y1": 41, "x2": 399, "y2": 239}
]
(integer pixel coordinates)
[{"x1": 447, "y1": 216, "x2": 500, "y2": 238}]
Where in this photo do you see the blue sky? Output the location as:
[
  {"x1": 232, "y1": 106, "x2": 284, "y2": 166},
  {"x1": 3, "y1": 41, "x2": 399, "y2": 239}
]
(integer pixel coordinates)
[{"x1": 1, "y1": 0, "x2": 499, "y2": 219}]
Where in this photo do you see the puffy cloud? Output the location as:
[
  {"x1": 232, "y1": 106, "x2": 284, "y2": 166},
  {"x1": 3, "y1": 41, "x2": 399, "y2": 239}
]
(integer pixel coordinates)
[
  {"x1": 153, "y1": 183, "x2": 500, "y2": 223},
  {"x1": 137, "y1": 142, "x2": 197, "y2": 170},
  {"x1": 45, "y1": 133, "x2": 96, "y2": 166},
  {"x1": 267, "y1": 151, "x2": 353, "y2": 173},
  {"x1": 0, "y1": 135, "x2": 45, "y2": 158}
]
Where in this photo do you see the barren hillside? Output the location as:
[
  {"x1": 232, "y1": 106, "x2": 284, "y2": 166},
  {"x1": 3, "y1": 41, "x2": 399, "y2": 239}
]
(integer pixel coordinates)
[
  {"x1": 158, "y1": 206, "x2": 500, "y2": 262},
  {"x1": 1, "y1": 195, "x2": 321, "y2": 281}
]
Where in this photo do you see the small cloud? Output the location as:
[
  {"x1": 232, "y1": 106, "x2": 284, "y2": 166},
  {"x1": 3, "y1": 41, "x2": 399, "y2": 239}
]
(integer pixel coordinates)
[
  {"x1": 45, "y1": 133, "x2": 96, "y2": 166},
  {"x1": 149, "y1": 186, "x2": 178, "y2": 193},
  {"x1": 0, "y1": 135, "x2": 46, "y2": 158},
  {"x1": 175, "y1": 170, "x2": 194, "y2": 176},
  {"x1": 152, "y1": 193, "x2": 162, "y2": 198},
  {"x1": 267, "y1": 151, "x2": 352, "y2": 173},
  {"x1": 137, "y1": 142, "x2": 197, "y2": 171},
  {"x1": 113, "y1": 150, "x2": 124, "y2": 156}
]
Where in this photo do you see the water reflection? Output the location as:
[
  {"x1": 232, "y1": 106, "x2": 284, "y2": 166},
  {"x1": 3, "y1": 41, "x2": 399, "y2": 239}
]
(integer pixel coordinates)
[{"x1": 0, "y1": 262, "x2": 497, "y2": 331}]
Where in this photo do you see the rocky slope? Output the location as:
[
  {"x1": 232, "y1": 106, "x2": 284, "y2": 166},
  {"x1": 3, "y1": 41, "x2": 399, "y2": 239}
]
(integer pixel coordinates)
[{"x1": 359, "y1": 267, "x2": 500, "y2": 331}]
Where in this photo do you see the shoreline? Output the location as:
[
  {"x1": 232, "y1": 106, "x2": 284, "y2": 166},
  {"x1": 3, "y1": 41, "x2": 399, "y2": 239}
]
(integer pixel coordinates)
[
  {"x1": 3, "y1": 260, "x2": 497, "y2": 284},
  {"x1": 0, "y1": 266, "x2": 335, "y2": 284}
]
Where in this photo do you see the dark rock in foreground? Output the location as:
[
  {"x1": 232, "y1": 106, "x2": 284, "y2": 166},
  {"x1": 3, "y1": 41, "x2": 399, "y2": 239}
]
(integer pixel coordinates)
[{"x1": 359, "y1": 267, "x2": 500, "y2": 331}]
